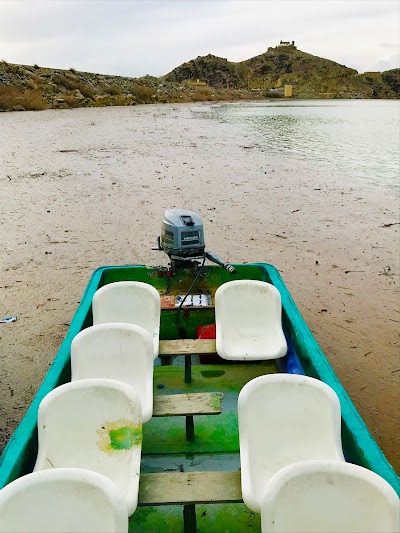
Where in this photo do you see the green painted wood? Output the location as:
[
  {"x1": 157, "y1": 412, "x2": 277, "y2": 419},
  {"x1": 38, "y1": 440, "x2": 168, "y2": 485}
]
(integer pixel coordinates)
[
  {"x1": 144, "y1": 364, "x2": 277, "y2": 455},
  {"x1": 129, "y1": 503, "x2": 261, "y2": 532}
]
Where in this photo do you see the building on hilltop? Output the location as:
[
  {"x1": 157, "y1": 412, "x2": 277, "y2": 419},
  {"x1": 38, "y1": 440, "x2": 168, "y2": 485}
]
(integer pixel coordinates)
[{"x1": 278, "y1": 40, "x2": 296, "y2": 47}]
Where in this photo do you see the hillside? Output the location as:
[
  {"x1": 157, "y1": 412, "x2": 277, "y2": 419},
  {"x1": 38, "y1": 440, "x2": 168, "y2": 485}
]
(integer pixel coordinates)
[
  {"x1": 0, "y1": 62, "x2": 257, "y2": 112},
  {"x1": 165, "y1": 54, "x2": 245, "y2": 89},
  {"x1": 166, "y1": 45, "x2": 400, "y2": 99},
  {"x1": 1, "y1": 44, "x2": 399, "y2": 111}
]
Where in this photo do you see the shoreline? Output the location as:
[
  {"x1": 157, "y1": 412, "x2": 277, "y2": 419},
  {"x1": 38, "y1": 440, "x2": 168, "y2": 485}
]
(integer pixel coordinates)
[{"x1": 1, "y1": 95, "x2": 400, "y2": 114}]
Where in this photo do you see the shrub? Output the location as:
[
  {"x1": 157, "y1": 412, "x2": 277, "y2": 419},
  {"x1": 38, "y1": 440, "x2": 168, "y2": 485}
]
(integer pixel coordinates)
[
  {"x1": 129, "y1": 85, "x2": 155, "y2": 103},
  {"x1": 174, "y1": 91, "x2": 192, "y2": 103},
  {"x1": 61, "y1": 91, "x2": 83, "y2": 108},
  {"x1": 17, "y1": 89, "x2": 49, "y2": 110},
  {"x1": 32, "y1": 73, "x2": 43, "y2": 83},
  {"x1": 190, "y1": 87, "x2": 212, "y2": 101},
  {"x1": 112, "y1": 94, "x2": 135, "y2": 106},
  {"x1": 26, "y1": 78, "x2": 39, "y2": 90},
  {"x1": 0, "y1": 86, "x2": 49, "y2": 111},
  {"x1": 75, "y1": 81, "x2": 95, "y2": 98},
  {"x1": 90, "y1": 94, "x2": 114, "y2": 107},
  {"x1": 102, "y1": 84, "x2": 122, "y2": 96},
  {"x1": 52, "y1": 74, "x2": 95, "y2": 97},
  {"x1": 0, "y1": 85, "x2": 22, "y2": 110},
  {"x1": 265, "y1": 90, "x2": 284, "y2": 98},
  {"x1": 53, "y1": 74, "x2": 76, "y2": 90}
]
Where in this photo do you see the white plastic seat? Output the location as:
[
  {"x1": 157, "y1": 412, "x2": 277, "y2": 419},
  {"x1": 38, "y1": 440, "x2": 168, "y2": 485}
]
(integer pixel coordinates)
[
  {"x1": 0, "y1": 468, "x2": 128, "y2": 533},
  {"x1": 92, "y1": 281, "x2": 160, "y2": 358},
  {"x1": 261, "y1": 460, "x2": 400, "y2": 533},
  {"x1": 33, "y1": 379, "x2": 142, "y2": 515},
  {"x1": 71, "y1": 323, "x2": 154, "y2": 422},
  {"x1": 215, "y1": 280, "x2": 287, "y2": 360},
  {"x1": 238, "y1": 374, "x2": 345, "y2": 513}
]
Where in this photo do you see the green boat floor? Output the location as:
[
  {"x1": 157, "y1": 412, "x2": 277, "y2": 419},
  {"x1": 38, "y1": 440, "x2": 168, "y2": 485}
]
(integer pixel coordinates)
[
  {"x1": 143, "y1": 362, "x2": 277, "y2": 455},
  {"x1": 133, "y1": 363, "x2": 276, "y2": 532},
  {"x1": 130, "y1": 504, "x2": 260, "y2": 532},
  {"x1": 140, "y1": 453, "x2": 240, "y2": 474}
]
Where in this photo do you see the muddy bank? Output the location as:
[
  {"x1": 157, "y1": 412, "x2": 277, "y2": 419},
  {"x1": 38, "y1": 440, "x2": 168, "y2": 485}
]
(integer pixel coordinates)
[{"x1": 0, "y1": 104, "x2": 399, "y2": 471}]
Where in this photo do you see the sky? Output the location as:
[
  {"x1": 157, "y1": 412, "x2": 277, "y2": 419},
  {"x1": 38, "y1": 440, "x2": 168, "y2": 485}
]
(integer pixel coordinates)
[{"x1": 0, "y1": 0, "x2": 399, "y2": 77}]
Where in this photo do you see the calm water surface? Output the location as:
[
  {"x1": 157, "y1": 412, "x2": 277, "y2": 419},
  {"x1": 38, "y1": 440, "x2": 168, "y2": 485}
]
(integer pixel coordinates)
[{"x1": 209, "y1": 100, "x2": 400, "y2": 192}]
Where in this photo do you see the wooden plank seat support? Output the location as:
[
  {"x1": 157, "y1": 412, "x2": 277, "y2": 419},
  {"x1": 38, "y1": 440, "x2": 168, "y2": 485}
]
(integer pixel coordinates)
[
  {"x1": 139, "y1": 471, "x2": 242, "y2": 505},
  {"x1": 158, "y1": 339, "x2": 217, "y2": 385},
  {"x1": 152, "y1": 392, "x2": 223, "y2": 442},
  {"x1": 138, "y1": 471, "x2": 242, "y2": 533},
  {"x1": 153, "y1": 393, "x2": 223, "y2": 417},
  {"x1": 158, "y1": 339, "x2": 217, "y2": 356}
]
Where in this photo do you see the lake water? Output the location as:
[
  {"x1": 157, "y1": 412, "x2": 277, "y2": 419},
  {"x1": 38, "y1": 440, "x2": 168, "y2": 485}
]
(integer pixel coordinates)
[{"x1": 207, "y1": 100, "x2": 400, "y2": 192}]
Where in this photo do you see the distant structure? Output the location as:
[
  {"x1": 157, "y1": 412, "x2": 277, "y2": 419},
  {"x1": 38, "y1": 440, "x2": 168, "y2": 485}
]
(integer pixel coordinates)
[
  {"x1": 279, "y1": 40, "x2": 295, "y2": 47},
  {"x1": 187, "y1": 79, "x2": 207, "y2": 86},
  {"x1": 284, "y1": 85, "x2": 293, "y2": 98}
]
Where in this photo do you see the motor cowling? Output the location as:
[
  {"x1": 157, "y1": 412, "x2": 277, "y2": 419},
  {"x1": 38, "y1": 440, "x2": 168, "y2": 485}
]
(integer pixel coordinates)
[{"x1": 160, "y1": 209, "x2": 205, "y2": 259}]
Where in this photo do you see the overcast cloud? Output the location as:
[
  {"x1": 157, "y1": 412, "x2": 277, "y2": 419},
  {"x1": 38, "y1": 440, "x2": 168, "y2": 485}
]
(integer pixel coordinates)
[{"x1": 0, "y1": 0, "x2": 399, "y2": 76}]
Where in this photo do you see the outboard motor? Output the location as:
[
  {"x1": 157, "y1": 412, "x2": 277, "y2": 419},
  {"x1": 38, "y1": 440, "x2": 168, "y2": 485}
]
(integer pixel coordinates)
[
  {"x1": 157, "y1": 208, "x2": 236, "y2": 274},
  {"x1": 160, "y1": 209, "x2": 205, "y2": 260},
  {"x1": 156, "y1": 208, "x2": 236, "y2": 338}
]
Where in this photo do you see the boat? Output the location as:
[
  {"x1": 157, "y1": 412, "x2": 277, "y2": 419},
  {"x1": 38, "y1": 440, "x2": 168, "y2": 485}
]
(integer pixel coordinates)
[{"x1": 0, "y1": 210, "x2": 399, "y2": 532}]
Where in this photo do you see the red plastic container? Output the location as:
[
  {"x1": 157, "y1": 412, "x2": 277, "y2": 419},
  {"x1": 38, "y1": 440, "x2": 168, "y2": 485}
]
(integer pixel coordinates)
[
  {"x1": 196, "y1": 323, "x2": 216, "y2": 339},
  {"x1": 196, "y1": 323, "x2": 224, "y2": 364}
]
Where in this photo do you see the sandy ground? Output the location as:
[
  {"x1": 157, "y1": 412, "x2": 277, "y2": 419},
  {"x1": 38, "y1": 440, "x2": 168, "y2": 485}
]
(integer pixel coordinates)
[{"x1": 0, "y1": 103, "x2": 399, "y2": 472}]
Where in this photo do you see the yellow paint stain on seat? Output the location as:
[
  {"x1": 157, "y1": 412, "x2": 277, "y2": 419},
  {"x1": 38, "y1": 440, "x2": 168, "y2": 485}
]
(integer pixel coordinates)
[{"x1": 97, "y1": 418, "x2": 142, "y2": 453}]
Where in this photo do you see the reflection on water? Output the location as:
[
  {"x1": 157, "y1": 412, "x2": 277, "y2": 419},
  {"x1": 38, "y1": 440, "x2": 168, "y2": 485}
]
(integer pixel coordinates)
[{"x1": 210, "y1": 100, "x2": 400, "y2": 190}]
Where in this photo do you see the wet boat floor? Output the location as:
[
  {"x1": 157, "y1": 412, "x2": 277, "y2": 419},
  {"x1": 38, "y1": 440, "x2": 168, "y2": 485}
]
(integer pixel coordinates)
[{"x1": 133, "y1": 361, "x2": 277, "y2": 532}]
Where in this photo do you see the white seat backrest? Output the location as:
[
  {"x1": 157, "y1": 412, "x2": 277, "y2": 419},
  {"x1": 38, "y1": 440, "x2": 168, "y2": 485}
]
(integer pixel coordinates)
[
  {"x1": 71, "y1": 324, "x2": 154, "y2": 422},
  {"x1": 0, "y1": 468, "x2": 128, "y2": 533},
  {"x1": 215, "y1": 280, "x2": 287, "y2": 360},
  {"x1": 261, "y1": 460, "x2": 400, "y2": 533},
  {"x1": 92, "y1": 281, "x2": 160, "y2": 356},
  {"x1": 34, "y1": 379, "x2": 142, "y2": 515},
  {"x1": 238, "y1": 374, "x2": 345, "y2": 513}
]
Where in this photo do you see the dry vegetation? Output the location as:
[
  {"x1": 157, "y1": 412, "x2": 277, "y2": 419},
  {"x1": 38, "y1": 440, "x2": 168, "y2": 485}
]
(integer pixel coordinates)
[
  {"x1": 0, "y1": 60, "x2": 263, "y2": 112},
  {"x1": 0, "y1": 85, "x2": 49, "y2": 111}
]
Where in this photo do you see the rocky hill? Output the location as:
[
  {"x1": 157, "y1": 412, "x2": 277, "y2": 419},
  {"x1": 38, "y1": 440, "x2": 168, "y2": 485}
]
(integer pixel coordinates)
[
  {"x1": 165, "y1": 54, "x2": 245, "y2": 89},
  {"x1": 1, "y1": 44, "x2": 399, "y2": 111},
  {"x1": 166, "y1": 45, "x2": 400, "y2": 99},
  {"x1": 0, "y1": 62, "x2": 258, "y2": 112}
]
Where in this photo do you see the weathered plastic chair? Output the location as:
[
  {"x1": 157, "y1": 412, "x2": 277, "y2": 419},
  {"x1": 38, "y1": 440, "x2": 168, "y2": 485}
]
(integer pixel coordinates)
[
  {"x1": 33, "y1": 379, "x2": 142, "y2": 515},
  {"x1": 261, "y1": 460, "x2": 400, "y2": 533},
  {"x1": 0, "y1": 468, "x2": 128, "y2": 533},
  {"x1": 71, "y1": 323, "x2": 154, "y2": 422},
  {"x1": 238, "y1": 374, "x2": 345, "y2": 513},
  {"x1": 215, "y1": 280, "x2": 287, "y2": 360},
  {"x1": 92, "y1": 281, "x2": 160, "y2": 358}
]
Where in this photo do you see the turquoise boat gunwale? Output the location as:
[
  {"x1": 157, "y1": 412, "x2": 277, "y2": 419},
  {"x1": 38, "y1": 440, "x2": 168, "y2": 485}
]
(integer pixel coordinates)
[{"x1": 0, "y1": 262, "x2": 399, "y2": 498}]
